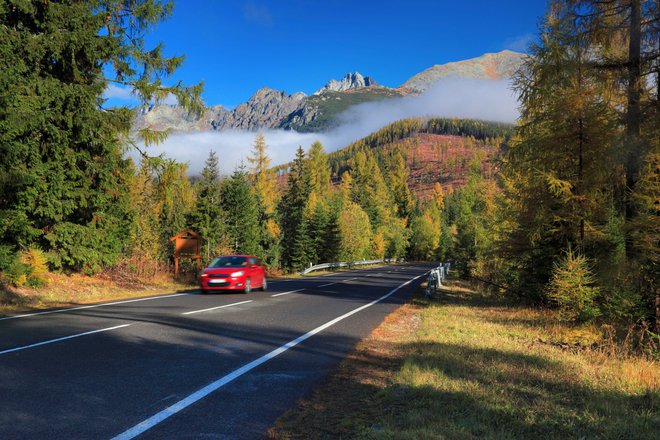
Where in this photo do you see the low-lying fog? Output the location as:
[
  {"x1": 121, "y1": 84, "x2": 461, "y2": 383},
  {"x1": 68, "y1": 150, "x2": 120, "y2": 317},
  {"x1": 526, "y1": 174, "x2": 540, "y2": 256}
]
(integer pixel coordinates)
[{"x1": 130, "y1": 77, "x2": 519, "y2": 176}]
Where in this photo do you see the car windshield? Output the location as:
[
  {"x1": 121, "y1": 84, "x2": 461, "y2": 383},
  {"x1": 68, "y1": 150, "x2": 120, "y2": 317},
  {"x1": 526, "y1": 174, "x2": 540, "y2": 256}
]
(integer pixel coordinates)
[{"x1": 209, "y1": 256, "x2": 248, "y2": 268}]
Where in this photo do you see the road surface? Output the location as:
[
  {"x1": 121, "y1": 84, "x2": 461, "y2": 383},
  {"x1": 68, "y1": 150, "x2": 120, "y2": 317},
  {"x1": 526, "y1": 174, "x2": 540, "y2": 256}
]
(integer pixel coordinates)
[{"x1": 0, "y1": 264, "x2": 431, "y2": 439}]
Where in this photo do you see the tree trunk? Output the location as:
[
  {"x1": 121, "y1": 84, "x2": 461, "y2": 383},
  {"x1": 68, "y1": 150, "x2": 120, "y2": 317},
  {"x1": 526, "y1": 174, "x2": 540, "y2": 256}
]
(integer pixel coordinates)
[{"x1": 625, "y1": 0, "x2": 643, "y2": 255}]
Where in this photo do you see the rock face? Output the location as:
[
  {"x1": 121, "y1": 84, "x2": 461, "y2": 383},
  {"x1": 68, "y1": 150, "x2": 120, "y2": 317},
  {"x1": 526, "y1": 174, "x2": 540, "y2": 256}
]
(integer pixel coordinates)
[
  {"x1": 402, "y1": 50, "x2": 525, "y2": 93},
  {"x1": 134, "y1": 87, "x2": 307, "y2": 132},
  {"x1": 134, "y1": 104, "x2": 228, "y2": 132},
  {"x1": 313, "y1": 72, "x2": 378, "y2": 95},
  {"x1": 214, "y1": 87, "x2": 307, "y2": 130}
]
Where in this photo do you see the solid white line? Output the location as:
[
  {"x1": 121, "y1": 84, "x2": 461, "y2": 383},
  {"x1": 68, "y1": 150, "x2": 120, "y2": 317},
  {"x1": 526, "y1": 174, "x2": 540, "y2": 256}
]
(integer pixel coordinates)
[
  {"x1": 0, "y1": 324, "x2": 132, "y2": 356},
  {"x1": 182, "y1": 301, "x2": 252, "y2": 315},
  {"x1": 270, "y1": 289, "x2": 305, "y2": 297},
  {"x1": 0, "y1": 293, "x2": 190, "y2": 322},
  {"x1": 110, "y1": 272, "x2": 426, "y2": 440}
]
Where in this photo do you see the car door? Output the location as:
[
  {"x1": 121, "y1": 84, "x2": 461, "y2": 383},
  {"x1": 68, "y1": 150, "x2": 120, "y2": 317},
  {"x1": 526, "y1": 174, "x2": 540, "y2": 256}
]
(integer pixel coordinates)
[
  {"x1": 256, "y1": 258, "x2": 265, "y2": 284},
  {"x1": 248, "y1": 256, "x2": 262, "y2": 286}
]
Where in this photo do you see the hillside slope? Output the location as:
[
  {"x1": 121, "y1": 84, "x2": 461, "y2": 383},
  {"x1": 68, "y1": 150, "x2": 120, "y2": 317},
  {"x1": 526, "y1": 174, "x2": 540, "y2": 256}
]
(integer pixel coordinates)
[{"x1": 327, "y1": 118, "x2": 514, "y2": 198}]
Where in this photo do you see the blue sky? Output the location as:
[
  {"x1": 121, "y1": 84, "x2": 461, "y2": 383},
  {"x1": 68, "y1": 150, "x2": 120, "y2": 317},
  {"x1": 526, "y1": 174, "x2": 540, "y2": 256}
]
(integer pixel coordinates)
[{"x1": 109, "y1": 0, "x2": 548, "y2": 108}]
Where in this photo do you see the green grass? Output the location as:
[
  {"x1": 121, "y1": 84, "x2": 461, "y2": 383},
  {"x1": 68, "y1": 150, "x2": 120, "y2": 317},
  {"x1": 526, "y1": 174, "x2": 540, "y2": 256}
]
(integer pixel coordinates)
[{"x1": 269, "y1": 278, "x2": 659, "y2": 439}]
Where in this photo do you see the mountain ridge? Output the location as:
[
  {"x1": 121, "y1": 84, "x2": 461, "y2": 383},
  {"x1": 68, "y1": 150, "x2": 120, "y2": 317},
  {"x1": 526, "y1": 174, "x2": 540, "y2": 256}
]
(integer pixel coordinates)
[{"x1": 133, "y1": 50, "x2": 524, "y2": 134}]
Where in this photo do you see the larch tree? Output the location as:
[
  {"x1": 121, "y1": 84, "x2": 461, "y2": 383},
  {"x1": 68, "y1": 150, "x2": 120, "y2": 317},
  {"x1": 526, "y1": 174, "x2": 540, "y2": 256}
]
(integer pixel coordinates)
[
  {"x1": 247, "y1": 133, "x2": 281, "y2": 267},
  {"x1": 504, "y1": 2, "x2": 619, "y2": 293},
  {"x1": 307, "y1": 141, "x2": 332, "y2": 196}
]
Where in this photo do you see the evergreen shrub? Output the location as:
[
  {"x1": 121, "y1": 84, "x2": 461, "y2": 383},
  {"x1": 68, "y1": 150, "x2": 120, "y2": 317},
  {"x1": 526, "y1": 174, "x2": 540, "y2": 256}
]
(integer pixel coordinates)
[{"x1": 546, "y1": 249, "x2": 601, "y2": 322}]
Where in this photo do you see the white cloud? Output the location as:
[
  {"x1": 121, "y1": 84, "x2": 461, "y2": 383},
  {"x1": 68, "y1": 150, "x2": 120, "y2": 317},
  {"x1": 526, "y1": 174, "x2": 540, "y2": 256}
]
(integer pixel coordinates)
[
  {"x1": 130, "y1": 129, "x2": 328, "y2": 176},
  {"x1": 104, "y1": 83, "x2": 135, "y2": 101},
  {"x1": 161, "y1": 93, "x2": 179, "y2": 106},
  {"x1": 131, "y1": 77, "x2": 519, "y2": 176}
]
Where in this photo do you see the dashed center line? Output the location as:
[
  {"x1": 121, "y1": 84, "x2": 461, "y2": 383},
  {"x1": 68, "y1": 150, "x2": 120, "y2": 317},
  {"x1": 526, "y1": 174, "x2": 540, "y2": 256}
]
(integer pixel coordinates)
[
  {"x1": 0, "y1": 324, "x2": 132, "y2": 356},
  {"x1": 271, "y1": 289, "x2": 305, "y2": 297},
  {"x1": 317, "y1": 277, "x2": 357, "y2": 288},
  {"x1": 110, "y1": 272, "x2": 426, "y2": 440},
  {"x1": 182, "y1": 301, "x2": 253, "y2": 315},
  {"x1": 0, "y1": 293, "x2": 190, "y2": 321}
]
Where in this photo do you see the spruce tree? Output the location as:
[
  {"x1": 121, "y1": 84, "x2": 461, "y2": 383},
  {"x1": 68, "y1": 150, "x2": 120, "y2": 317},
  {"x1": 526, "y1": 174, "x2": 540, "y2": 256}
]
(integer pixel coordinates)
[
  {"x1": 221, "y1": 164, "x2": 261, "y2": 256},
  {"x1": 279, "y1": 147, "x2": 311, "y2": 271},
  {"x1": 191, "y1": 151, "x2": 224, "y2": 262},
  {"x1": 0, "y1": 0, "x2": 202, "y2": 272}
]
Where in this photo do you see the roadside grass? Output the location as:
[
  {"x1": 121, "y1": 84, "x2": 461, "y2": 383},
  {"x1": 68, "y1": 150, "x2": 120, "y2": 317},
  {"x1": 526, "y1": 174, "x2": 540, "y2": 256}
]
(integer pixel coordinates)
[
  {"x1": 268, "y1": 276, "x2": 659, "y2": 439},
  {"x1": 0, "y1": 271, "x2": 195, "y2": 316}
]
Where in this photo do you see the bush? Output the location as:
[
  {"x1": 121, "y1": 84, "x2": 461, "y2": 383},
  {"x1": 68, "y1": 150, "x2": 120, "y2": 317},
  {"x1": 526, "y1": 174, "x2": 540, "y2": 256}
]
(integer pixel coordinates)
[
  {"x1": 3, "y1": 260, "x2": 31, "y2": 287},
  {"x1": 546, "y1": 249, "x2": 601, "y2": 322},
  {"x1": 19, "y1": 248, "x2": 48, "y2": 287},
  {"x1": 0, "y1": 247, "x2": 49, "y2": 288}
]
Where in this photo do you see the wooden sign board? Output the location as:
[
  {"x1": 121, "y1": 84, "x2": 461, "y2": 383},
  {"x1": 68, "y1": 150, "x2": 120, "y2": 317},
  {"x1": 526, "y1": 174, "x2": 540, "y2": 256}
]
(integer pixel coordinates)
[{"x1": 169, "y1": 229, "x2": 203, "y2": 274}]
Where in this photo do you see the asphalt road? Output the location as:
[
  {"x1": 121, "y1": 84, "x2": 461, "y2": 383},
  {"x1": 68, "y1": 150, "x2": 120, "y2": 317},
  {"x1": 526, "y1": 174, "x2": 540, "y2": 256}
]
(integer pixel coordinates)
[{"x1": 0, "y1": 264, "x2": 432, "y2": 439}]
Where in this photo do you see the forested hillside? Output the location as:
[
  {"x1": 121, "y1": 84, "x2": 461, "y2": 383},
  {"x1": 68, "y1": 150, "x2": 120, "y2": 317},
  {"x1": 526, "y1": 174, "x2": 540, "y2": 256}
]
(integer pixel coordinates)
[{"x1": 0, "y1": 0, "x2": 658, "y2": 348}]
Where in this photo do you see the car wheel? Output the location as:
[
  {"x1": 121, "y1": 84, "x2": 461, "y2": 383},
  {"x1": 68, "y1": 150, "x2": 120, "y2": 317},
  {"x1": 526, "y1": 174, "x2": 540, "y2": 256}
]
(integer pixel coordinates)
[
  {"x1": 261, "y1": 278, "x2": 268, "y2": 291},
  {"x1": 244, "y1": 278, "x2": 251, "y2": 294}
]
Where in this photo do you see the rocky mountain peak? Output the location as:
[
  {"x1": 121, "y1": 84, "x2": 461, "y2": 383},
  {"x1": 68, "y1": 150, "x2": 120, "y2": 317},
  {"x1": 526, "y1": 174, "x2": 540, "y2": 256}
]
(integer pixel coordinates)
[
  {"x1": 313, "y1": 72, "x2": 378, "y2": 95},
  {"x1": 402, "y1": 50, "x2": 525, "y2": 93}
]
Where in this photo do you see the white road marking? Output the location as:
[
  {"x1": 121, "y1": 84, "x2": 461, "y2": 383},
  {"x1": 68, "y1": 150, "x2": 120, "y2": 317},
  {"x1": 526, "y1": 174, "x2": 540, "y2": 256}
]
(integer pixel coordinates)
[
  {"x1": 110, "y1": 272, "x2": 427, "y2": 440},
  {"x1": 0, "y1": 324, "x2": 132, "y2": 356},
  {"x1": 317, "y1": 277, "x2": 357, "y2": 288},
  {"x1": 270, "y1": 289, "x2": 305, "y2": 297},
  {"x1": 0, "y1": 293, "x2": 190, "y2": 322},
  {"x1": 182, "y1": 301, "x2": 252, "y2": 315}
]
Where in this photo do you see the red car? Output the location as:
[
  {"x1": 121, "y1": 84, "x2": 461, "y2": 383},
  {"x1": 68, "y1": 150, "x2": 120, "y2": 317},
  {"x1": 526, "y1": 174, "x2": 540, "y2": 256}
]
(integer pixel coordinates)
[{"x1": 199, "y1": 255, "x2": 267, "y2": 294}]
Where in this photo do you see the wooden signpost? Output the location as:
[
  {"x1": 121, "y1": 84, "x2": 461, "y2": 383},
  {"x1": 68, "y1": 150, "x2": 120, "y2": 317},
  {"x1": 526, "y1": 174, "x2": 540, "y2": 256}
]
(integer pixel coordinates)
[{"x1": 170, "y1": 229, "x2": 203, "y2": 275}]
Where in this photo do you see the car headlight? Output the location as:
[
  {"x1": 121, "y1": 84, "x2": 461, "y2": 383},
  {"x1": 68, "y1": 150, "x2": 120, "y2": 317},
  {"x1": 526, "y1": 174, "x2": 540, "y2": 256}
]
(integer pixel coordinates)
[{"x1": 230, "y1": 271, "x2": 245, "y2": 277}]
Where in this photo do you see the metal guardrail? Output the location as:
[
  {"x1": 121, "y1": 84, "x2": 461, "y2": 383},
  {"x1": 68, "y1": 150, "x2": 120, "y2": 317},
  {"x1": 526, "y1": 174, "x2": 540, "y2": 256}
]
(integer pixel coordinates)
[
  {"x1": 300, "y1": 259, "x2": 396, "y2": 275},
  {"x1": 425, "y1": 262, "x2": 451, "y2": 298}
]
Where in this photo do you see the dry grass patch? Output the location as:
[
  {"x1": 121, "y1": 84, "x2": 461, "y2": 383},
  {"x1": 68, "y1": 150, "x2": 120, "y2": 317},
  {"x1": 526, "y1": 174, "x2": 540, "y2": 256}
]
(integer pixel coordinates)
[
  {"x1": 268, "y1": 278, "x2": 659, "y2": 439},
  {"x1": 0, "y1": 271, "x2": 194, "y2": 316}
]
